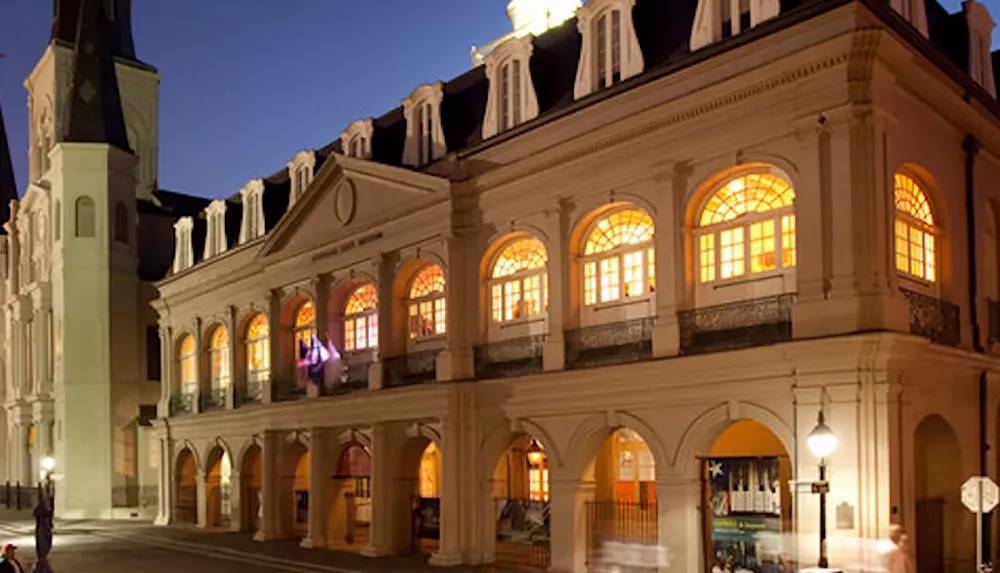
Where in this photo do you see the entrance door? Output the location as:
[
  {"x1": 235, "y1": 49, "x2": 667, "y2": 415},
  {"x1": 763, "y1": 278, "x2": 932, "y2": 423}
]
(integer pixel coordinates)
[{"x1": 916, "y1": 497, "x2": 945, "y2": 573}]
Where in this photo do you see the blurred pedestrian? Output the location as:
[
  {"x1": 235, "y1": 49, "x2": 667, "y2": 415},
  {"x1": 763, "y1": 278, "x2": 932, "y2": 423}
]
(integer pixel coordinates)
[
  {"x1": 0, "y1": 544, "x2": 25, "y2": 573},
  {"x1": 882, "y1": 525, "x2": 914, "y2": 573}
]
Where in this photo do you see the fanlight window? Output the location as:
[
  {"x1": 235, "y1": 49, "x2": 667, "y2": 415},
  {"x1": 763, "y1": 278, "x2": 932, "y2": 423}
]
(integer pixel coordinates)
[
  {"x1": 893, "y1": 173, "x2": 937, "y2": 282},
  {"x1": 696, "y1": 172, "x2": 797, "y2": 283},
  {"x1": 208, "y1": 327, "x2": 231, "y2": 390},
  {"x1": 344, "y1": 284, "x2": 378, "y2": 352},
  {"x1": 582, "y1": 208, "x2": 655, "y2": 305},
  {"x1": 245, "y1": 314, "x2": 270, "y2": 385},
  {"x1": 293, "y1": 301, "x2": 316, "y2": 362},
  {"x1": 490, "y1": 237, "x2": 548, "y2": 323},
  {"x1": 178, "y1": 335, "x2": 197, "y2": 393},
  {"x1": 409, "y1": 265, "x2": 447, "y2": 340}
]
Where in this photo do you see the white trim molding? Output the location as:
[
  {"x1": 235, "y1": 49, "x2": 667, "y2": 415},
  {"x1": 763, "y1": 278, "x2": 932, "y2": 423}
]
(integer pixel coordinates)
[
  {"x1": 342, "y1": 119, "x2": 375, "y2": 159},
  {"x1": 965, "y1": 0, "x2": 996, "y2": 96},
  {"x1": 239, "y1": 179, "x2": 266, "y2": 244},
  {"x1": 689, "y1": 0, "x2": 781, "y2": 51},
  {"x1": 402, "y1": 82, "x2": 447, "y2": 167},
  {"x1": 287, "y1": 150, "x2": 317, "y2": 210},
  {"x1": 173, "y1": 216, "x2": 194, "y2": 273},
  {"x1": 574, "y1": 0, "x2": 644, "y2": 100},
  {"x1": 482, "y1": 36, "x2": 540, "y2": 140},
  {"x1": 203, "y1": 200, "x2": 228, "y2": 260}
]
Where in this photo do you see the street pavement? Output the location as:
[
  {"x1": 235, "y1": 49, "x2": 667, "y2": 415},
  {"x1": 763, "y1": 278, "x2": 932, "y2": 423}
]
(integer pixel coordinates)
[{"x1": 0, "y1": 510, "x2": 530, "y2": 573}]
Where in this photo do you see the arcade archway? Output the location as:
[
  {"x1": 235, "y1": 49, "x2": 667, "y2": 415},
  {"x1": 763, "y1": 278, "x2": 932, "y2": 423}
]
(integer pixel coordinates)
[
  {"x1": 204, "y1": 446, "x2": 233, "y2": 528},
  {"x1": 388, "y1": 437, "x2": 440, "y2": 556},
  {"x1": 488, "y1": 433, "x2": 551, "y2": 569},
  {"x1": 175, "y1": 448, "x2": 198, "y2": 525},
  {"x1": 278, "y1": 442, "x2": 310, "y2": 539},
  {"x1": 914, "y1": 414, "x2": 966, "y2": 573},
  {"x1": 326, "y1": 443, "x2": 371, "y2": 551}
]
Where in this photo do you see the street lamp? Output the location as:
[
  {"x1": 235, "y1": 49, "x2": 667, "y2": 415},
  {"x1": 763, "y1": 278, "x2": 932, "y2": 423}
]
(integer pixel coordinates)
[
  {"x1": 39, "y1": 457, "x2": 55, "y2": 501},
  {"x1": 807, "y1": 410, "x2": 838, "y2": 569},
  {"x1": 525, "y1": 439, "x2": 545, "y2": 469}
]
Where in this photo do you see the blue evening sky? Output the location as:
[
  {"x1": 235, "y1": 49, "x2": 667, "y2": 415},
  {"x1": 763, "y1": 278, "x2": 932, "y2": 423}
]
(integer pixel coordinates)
[{"x1": 0, "y1": 0, "x2": 994, "y2": 199}]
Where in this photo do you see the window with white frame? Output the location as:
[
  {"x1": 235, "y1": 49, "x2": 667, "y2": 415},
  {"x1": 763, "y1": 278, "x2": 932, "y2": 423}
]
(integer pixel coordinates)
[
  {"x1": 239, "y1": 179, "x2": 265, "y2": 243},
  {"x1": 574, "y1": 0, "x2": 644, "y2": 99},
  {"x1": 489, "y1": 236, "x2": 549, "y2": 323},
  {"x1": 342, "y1": 119, "x2": 374, "y2": 160},
  {"x1": 208, "y1": 326, "x2": 230, "y2": 392},
  {"x1": 245, "y1": 313, "x2": 270, "y2": 385},
  {"x1": 688, "y1": 0, "x2": 781, "y2": 51},
  {"x1": 695, "y1": 171, "x2": 796, "y2": 285},
  {"x1": 582, "y1": 208, "x2": 656, "y2": 305},
  {"x1": 893, "y1": 172, "x2": 938, "y2": 284},
  {"x1": 172, "y1": 217, "x2": 194, "y2": 273},
  {"x1": 403, "y1": 84, "x2": 445, "y2": 167},
  {"x1": 177, "y1": 334, "x2": 197, "y2": 396},
  {"x1": 408, "y1": 265, "x2": 447, "y2": 340},
  {"x1": 344, "y1": 284, "x2": 379, "y2": 352},
  {"x1": 482, "y1": 36, "x2": 540, "y2": 139},
  {"x1": 293, "y1": 301, "x2": 316, "y2": 363},
  {"x1": 287, "y1": 151, "x2": 316, "y2": 209},
  {"x1": 203, "y1": 200, "x2": 227, "y2": 259}
]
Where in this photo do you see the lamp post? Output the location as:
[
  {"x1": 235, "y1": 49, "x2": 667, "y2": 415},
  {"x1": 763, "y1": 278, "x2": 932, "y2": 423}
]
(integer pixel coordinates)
[
  {"x1": 807, "y1": 410, "x2": 838, "y2": 569},
  {"x1": 34, "y1": 457, "x2": 55, "y2": 573},
  {"x1": 39, "y1": 457, "x2": 55, "y2": 507},
  {"x1": 525, "y1": 439, "x2": 545, "y2": 469}
]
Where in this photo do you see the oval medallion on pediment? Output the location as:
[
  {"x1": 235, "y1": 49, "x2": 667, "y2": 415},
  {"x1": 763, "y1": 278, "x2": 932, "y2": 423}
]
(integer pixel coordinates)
[{"x1": 335, "y1": 179, "x2": 357, "y2": 226}]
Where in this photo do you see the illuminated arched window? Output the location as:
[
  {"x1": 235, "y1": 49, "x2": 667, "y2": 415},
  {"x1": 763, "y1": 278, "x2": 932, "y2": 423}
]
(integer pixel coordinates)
[
  {"x1": 696, "y1": 171, "x2": 796, "y2": 283},
  {"x1": 615, "y1": 429, "x2": 656, "y2": 504},
  {"x1": 408, "y1": 265, "x2": 446, "y2": 340},
  {"x1": 344, "y1": 284, "x2": 378, "y2": 352},
  {"x1": 245, "y1": 314, "x2": 270, "y2": 385},
  {"x1": 178, "y1": 335, "x2": 197, "y2": 394},
  {"x1": 208, "y1": 327, "x2": 230, "y2": 390},
  {"x1": 582, "y1": 208, "x2": 655, "y2": 305},
  {"x1": 293, "y1": 302, "x2": 316, "y2": 360},
  {"x1": 419, "y1": 442, "x2": 441, "y2": 499},
  {"x1": 894, "y1": 173, "x2": 937, "y2": 282},
  {"x1": 489, "y1": 237, "x2": 548, "y2": 323}
]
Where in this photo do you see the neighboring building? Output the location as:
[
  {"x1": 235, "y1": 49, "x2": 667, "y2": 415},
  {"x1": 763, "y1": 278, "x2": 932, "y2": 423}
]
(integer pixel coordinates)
[
  {"x1": 109, "y1": 1, "x2": 1000, "y2": 573},
  {"x1": 0, "y1": 0, "x2": 208, "y2": 519}
]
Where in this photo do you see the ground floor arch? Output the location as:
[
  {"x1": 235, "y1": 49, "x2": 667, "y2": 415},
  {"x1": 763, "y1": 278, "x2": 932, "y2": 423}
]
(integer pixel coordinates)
[
  {"x1": 240, "y1": 443, "x2": 262, "y2": 532},
  {"x1": 914, "y1": 413, "x2": 967, "y2": 573},
  {"x1": 278, "y1": 441, "x2": 310, "y2": 539},
  {"x1": 386, "y1": 435, "x2": 441, "y2": 556},
  {"x1": 175, "y1": 448, "x2": 198, "y2": 525},
  {"x1": 324, "y1": 442, "x2": 372, "y2": 551},
  {"x1": 204, "y1": 445, "x2": 234, "y2": 528}
]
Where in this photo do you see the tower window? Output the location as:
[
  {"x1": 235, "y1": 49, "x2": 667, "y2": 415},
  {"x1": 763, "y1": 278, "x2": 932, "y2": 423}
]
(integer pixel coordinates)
[{"x1": 75, "y1": 196, "x2": 96, "y2": 238}]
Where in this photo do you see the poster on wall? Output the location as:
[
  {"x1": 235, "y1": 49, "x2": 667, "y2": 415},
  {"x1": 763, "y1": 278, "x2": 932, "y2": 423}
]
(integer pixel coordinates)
[
  {"x1": 704, "y1": 457, "x2": 784, "y2": 573},
  {"x1": 495, "y1": 499, "x2": 550, "y2": 545}
]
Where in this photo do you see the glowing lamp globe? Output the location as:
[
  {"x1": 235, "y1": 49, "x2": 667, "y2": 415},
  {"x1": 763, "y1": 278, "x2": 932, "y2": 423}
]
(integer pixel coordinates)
[
  {"x1": 526, "y1": 440, "x2": 546, "y2": 468},
  {"x1": 40, "y1": 456, "x2": 56, "y2": 477},
  {"x1": 807, "y1": 413, "x2": 838, "y2": 460}
]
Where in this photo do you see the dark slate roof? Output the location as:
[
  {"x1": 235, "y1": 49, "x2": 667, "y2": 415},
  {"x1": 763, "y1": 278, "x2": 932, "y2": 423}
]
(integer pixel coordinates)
[
  {"x1": 0, "y1": 101, "x2": 16, "y2": 235},
  {"x1": 137, "y1": 189, "x2": 211, "y2": 281},
  {"x1": 52, "y1": 0, "x2": 138, "y2": 64},
  {"x1": 61, "y1": 0, "x2": 132, "y2": 153},
  {"x1": 174, "y1": 0, "x2": 1000, "y2": 276}
]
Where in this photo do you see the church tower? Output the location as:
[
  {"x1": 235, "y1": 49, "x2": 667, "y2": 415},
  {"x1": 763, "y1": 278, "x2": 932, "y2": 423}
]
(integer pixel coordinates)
[{"x1": 48, "y1": 0, "x2": 142, "y2": 518}]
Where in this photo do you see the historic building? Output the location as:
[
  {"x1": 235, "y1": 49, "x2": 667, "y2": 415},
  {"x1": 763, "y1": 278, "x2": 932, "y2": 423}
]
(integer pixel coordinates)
[
  {"x1": 132, "y1": 0, "x2": 1000, "y2": 572},
  {"x1": 0, "y1": 1, "x2": 207, "y2": 519}
]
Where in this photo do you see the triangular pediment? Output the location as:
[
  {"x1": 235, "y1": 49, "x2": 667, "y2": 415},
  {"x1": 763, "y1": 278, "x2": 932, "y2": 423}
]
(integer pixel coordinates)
[{"x1": 261, "y1": 154, "x2": 450, "y2": 259}]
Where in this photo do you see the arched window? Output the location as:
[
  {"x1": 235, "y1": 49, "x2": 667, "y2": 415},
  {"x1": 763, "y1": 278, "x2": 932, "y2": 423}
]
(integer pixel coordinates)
[
  {"x1": 113, "y1": 202, "x2": 129, "y2": 244},
  {"x1": 408, "y1": 265, "x2": 446, "y2": 340},
  {"x1": 419, "y1": 442, "x2": 441, "y2": 498},
  {"x1": 696, "y1": 171, "x2": 796, "y2": 283},
  {"x1": 490, "y1": 237, "x2": 548, "y2": 323},
  {"x1": 208, "y1": 327, "x2": 230, "y2": 390},
  {"x1": 293, "y1": 302, "x2": 316, "y2": 360},
  {"x1": 178, "y1": 335, "x2": 197, "y2": 394},
  {"x1": 245, "y1": 314, "x2": 270, "y2": 384},
  {"x1": 75, "y1": 196, "x2": 95, "y2": 238},
  {"x1": 344, "y1": 284, "x2": 378, "y2": 352},
  {"x1": 894, "y1": 173, "x2": 937, "y2": 282},
  {"x1": 582, "y1": 208, "x2": 655, "y2": 305}
]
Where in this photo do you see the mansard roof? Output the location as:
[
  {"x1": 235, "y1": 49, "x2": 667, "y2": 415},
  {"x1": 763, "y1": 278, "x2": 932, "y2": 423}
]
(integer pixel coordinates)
[{"x1": 0, "y1": 100, "x2": 17, "y2": 235}]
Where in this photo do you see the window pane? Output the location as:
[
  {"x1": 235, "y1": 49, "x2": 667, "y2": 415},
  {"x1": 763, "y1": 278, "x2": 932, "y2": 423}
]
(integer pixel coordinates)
[
  {"x1": 600, "y1": 257, "x2": 620, "y2": 302},
  {"x1": 408, "y1": 305, "x2": 419, "y2": 339},
  {"x1": 500, "y1": 62, "x2": 510, "y2": 131},
  {"x1": 909, "y1": 226, "x2": 924, "y2": 278},
  {"x1": 295, "y1": 301, "x2": 315, "y2": 329},
  {"x1": 781, "y1": 215, "x2": 796, "y2": 267},
  {"x1": 894, "y1": 173, "x2": 934, "y2": 225},
  {"x1": 492, "y1": 237, "x2": 548, "y2": 278},
  {"x1": 611, "y1": 9, "x2": 621, "y2": 82},
  {"x1": 596, "y1": 14, "x2": 607, "y2": 88},
  {"x1": 699, "y1": 173, "x2": 795, "y2": 226},
  {"x1": 749, "y1": 219, "x2": 776, "y2": 273},
  {"x1": 368, "y1": 314, "x2": 379, "y2": 349},
  {"x1": 924, "y1": 233, "x2": 936, "y2": 282},
  {"x1": 523, "y1": 275, "x2": 541, "y2": 317},
  {"x1": 623, "y1": 251, "x2": 643, "y2": 297},
  {"x1": 647, "y1": 248, "x2": 656, "y2": 292},
  {"x1": 345, "y1": 321, "x2": 355, "y2": 352},
  {"x1": 434, "y1": 298, "x2": 447, "y2": 334},
  {"x1": 699, "y1": 234, "x2": 716, "y2": 283},
  {"x1": 504, "y1": 280, "x2": 521, "y2": 321},
  {"x1": 720, "y1": 228, "x2": 745, "y2": 279},
  {"x1": 419, "y1": 300, "x2": 434, "y2": 337},
  {"x1": 584, "y1": 209, "x2": 655, "y2": 255},
  {"x1": 410, "y1": 265, "x2": 446, "y2": 299},
  {"x1": 895, "y1": 220, "x2": 909, "y2": 273},
  {"x1": 346, "y1": 284, "x2": 378, "y2": 314},
  {"x1": 355, "y1": 316, "x2": 367, "y2": 350},
  {"x1": 584, "y1": 261, "x2": 597, "y2": 305},
  {"x1": 512, "y1": 60, "x2": 522, "y2": 125},
  {"x1": 491, "y1": 284, "x2": 503, "y2": 323}
]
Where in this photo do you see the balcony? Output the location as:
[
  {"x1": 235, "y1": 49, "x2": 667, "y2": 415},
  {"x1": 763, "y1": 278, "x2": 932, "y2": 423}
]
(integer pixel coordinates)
[
  {"x1": 384, "y1": 349, "x2": 440, "y2": 389},
  {"x1": 474, "y1": 335, "x2": 545, "y2": 380},
  {"x1": 679, "y1": 294, "x2": 795, "y2": 355},
  {"x1": 901, "y1": 289, "x2": 960, "y2": 347},
  {"x1": 200, "y1": 386, "x2": 228, "y2": 411},
  {"x1": 240, "y1": 377, "x2": 264, "y2": 406},
  {"x1": 565, "y1": 318, "x2": 653, "y2": 370},
  {"x1": 326, "y1": 362, "x2": 370, "y2": 395},
  {"x1": 272, "y1": 378, "x2": 308, "y2": 403},
  {"x1": 169, "y1": 391, "x2": 196, "y2": 416}
]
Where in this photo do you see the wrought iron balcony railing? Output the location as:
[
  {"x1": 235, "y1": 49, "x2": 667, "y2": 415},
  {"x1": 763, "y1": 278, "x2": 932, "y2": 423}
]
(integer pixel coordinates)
[
  {"x1": 201, "y1": 387, "x2": 228, "y2": 411},
  {"x1": 327, "y1": 362, "x2": 370, "y2": 395},
  {"x1": 679, "y1": 294, "x2": 795, "y2": 356},
  {"x1": 901, "y1": 289, "x2": 960, "y2": 347},
  {"x1": 240, "y1": 376, "x2": 264, "y2": 406},
  {"x1": 474, "y1": 335, "x2": 545, "y2": 380},
  {"x1": 169, "y1": 391, "x2": 196, "y2": 416},
  {"x1": 272, "y1": 378, "x2": 308, "y2": 403},
  {"x1": 565, "y1": 317, "x2": 653, "y2": 370},
  {"x1": 384, "y1": 349, "x2": 440, "y2": 389}
]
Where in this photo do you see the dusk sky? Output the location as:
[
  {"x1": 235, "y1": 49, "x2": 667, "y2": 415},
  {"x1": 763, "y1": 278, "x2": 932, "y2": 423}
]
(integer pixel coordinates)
[{"x1": 0, "y1": 0, "x2": 993, "y2": 200}]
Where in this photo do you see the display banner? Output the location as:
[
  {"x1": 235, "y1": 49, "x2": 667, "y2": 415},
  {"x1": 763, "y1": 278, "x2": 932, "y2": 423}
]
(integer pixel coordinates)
[{"x1": 495, "y1": 499, "x2": 551, "y2": 545}]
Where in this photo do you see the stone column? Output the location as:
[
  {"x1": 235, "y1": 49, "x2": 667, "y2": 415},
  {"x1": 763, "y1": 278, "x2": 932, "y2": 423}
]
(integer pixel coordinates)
[
  {"x1": 429, "y1": 415, "x2": 463, "y2": 565},
  {"x1": 228, "y1": 470, "x2": 243, "y2": 533},
  {"x1": 655, "y1": 477, "x2": 703, "y2": 572},
  {"x1": 369, "y1": 254, "x2": 396, "y2": 390},
  {"x1": 543, "y1": 200, "x2": 570, "y2": 371},
  {"x1": 650, "y1": 164, "x2": 688, "y2": 358},
  {"x1": 195, "y1": 473, "x2": 208, "y2": 528},
  {"x1": 226, "y1": 305, "x2": 238, "y2": 409},
  {"x1": 15, "y1": 412, "x2": 31, "y2": 486},
  {"x1": 310, "y1": 275, "x2": 331, "y2": 396},
  {"x1": 548, "y1": 476, "x2": 594, "y2": 573},
  {"x1": 436, "y1": 234, "x2": 475, "y2": 381},
  {"x1": 254, "y1": 430, "x2": 280, "y2": 541},
  {"x1": 157, "y1": 325, "x2": 172, "y2": 417},
  {"x1": 262, "y1": 290, "x2": 281, "y2": 405},
  {"x1": 361, "y1": 423, "x2": 391, "y2": 557},
  {"x1": 192, "y1": 317, "x2": 204, "y2": 414},
  {"x1": 154, "y1": 434, "x2": 174, "y2": 525},
  {"x1": 302, "y1": 428, "x2": 330, "y2": 548}
]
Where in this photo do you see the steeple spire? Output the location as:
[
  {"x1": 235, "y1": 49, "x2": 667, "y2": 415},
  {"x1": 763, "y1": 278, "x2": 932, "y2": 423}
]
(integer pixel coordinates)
[
  {"x1": 52, "y1": 0, "x2": 136, "y2": 62},
  {"x1": 61, "y1": 0, "x2": 133, "y2": 154},
  {"x1": 0, "y1": 94, "x2": 16, "y2": 232}
]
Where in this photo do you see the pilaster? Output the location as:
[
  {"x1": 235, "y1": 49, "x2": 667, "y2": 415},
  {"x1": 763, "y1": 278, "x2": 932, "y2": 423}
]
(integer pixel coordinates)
[
  {"x1": 192, "y1": 317, "x2": 203, "y2": 414},
  {"x1": 543, "y1": 200, "x2": 570, "y2": 371},
  {"x1": 302, "y1": 428, "x2": 330, "y2": 548},
  {"x1": 437, "y1": 236, "x2": 474, "y2": 381},
  {"x1": 650, "y1": 164, "x2": 688, "y2": 358},
  {"x1": 154, "y1": 434, "x2": 174, "y2": 526},
  {"x1": 548, "y1": 475, "x2": 595, "y2": 573},
  {"x1": 253, "y1": 430, "x2": 280, "y2": 541},
  {"x1": 361, "y1": 423, "x2": 391, "y2": 557},
  {"x1": 370, "y1": 254, "x2": 396, "y2": 390},
  {"x1": 655, "y1": 477, "x2": 702, "y2": 572},
  {"x1": 263, "y1": 290, "x2": 281, "y2": 405},
  {"x1": 195, "y1": 474, "x2": 208, "y2": 528},
  {"x1": 225, "y1": 306, "x2": 238, "y2": 409}
]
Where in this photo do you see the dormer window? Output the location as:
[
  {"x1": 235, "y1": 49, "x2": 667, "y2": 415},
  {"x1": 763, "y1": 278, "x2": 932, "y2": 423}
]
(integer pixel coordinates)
[
  {"x1": 891, "y1": 0, "x2": 929, "y2": 38},
  {"x1": 689, "y1": 0, "x2": 780, "y2": 51},
  {"x1": 402, "y1": 83, "x2": 446, "y2": 167},
  {"x1": 574, "y1": 0, "x2": 643, "y2": 99},
  {"x1": 203, "y1": 200, "x2": 227, "y2": 259},
  {"x1": 482, "y1": 36, "x2": 540, "y2": 139},
  {"x1": 239, "y1": 179, "x2": 265, "y2": 243},
  {"x1": 172, "y1": 217, "x2": 194, "y2": 273},
  {"x1": 287, "y1": 150, "x2": 316, "y2": 209},
  {"x1": 342, "y1": 119, "x2": 374, "y2": 160},
  {"x1": 965, "y1": 0, "x2": 996, "y2": 96}
]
